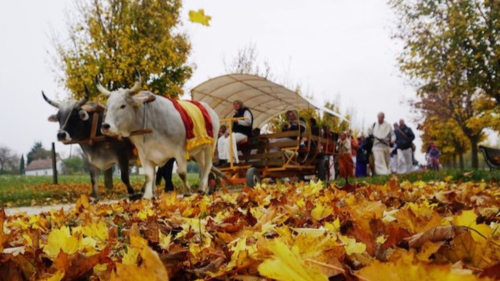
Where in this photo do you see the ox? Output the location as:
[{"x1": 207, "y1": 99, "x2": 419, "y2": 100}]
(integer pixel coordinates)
[
  {"x1": 97, "y1": 72, "x2": 220, "y2": 198},
  {"x1": 42, "y1": 87, "x2": 140, "y2": 200}
]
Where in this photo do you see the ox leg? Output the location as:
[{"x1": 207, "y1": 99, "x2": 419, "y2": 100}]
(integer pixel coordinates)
[
  {"x1": 162, "y1": 159, "x2": 175, "y2": 192},
  {"x1": 142, "y1": 161, "x2": 156, "y2": 199},
  {"x1": 118, "y1": 154, "x2": 141, "y2": 201},
  {"x1": 175, "y1": 156, "x2": 191, "y2": 195},
  {"x1": 88, "y1": 165, "x2": 100, "y2": 201}
]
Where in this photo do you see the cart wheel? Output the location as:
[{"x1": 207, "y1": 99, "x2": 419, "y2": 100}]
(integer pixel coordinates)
[
  {"x1": 208, "y1": 172, "x2": 217, "y2": 194},
  {"x1": 317, "y1": 158, "x2": 328, "y2": 181},
  {"x1": 246, "y1": 167, "x2": 261, "y2": 188}
]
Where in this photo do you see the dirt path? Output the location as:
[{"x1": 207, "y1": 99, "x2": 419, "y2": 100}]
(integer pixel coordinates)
[{"x1": 5, "y1": 204, "x2": 74, "y2": 216}]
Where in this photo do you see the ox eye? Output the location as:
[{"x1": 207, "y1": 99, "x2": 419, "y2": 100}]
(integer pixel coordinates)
[
  {"x1": 120, "y1": 104, "x2": 126, "y2": 109},
  {"x1": 79, "y1": 110, "x2": 89, "y2": 121}
]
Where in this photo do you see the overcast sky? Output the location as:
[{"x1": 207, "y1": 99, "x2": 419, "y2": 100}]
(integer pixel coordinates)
[{"x1": 0, "y1": 0, "x2": 424, "y2": 161}]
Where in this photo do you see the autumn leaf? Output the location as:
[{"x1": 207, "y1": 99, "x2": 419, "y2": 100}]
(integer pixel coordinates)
[
  {"x1": 188, "y1": 9, "x2": 212, "y2": 26},
  {"x1": 358, "y1": 249, "x2": 480, "y2": 281},
  {"x1": 258, "y1": 239, "x2": 329, "y2": 281},
  {"x1": 0, "y1": 209, "x2": 9, "y2": 252},
  {"x1": 43, "y1": 226, "x2": 80, "y2": 258},
  {"x1": 401, "y1": 225, "x2": 468, "y2": 249},
  {"x1": 453, "y1": 210, "x2": 492, "y2": 242}
]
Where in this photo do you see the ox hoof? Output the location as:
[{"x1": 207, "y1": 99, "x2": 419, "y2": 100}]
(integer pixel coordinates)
[{"x1": 129, "y1": 193, "x2": 143, "y2": 201}]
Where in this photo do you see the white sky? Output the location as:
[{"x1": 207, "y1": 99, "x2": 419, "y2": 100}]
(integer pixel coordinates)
[{"x1": 0, "y1": 0, "x2": 425, "y2": 162}]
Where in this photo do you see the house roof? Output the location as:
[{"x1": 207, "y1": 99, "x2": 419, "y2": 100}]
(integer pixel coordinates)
[{"x1": 25, "y1": 158, "x2": 53, "y2": 171}]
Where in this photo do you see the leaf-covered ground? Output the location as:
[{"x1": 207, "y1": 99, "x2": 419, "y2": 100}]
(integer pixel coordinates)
[{"x1": 1, "y1": 177, "x2": 499, "y2": 280}]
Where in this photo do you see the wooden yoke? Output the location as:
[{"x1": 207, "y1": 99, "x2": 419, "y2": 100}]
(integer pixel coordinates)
[
  {"x1": 62, "y1": 109, "x2": 152, "y2": 146},
  {"x1": 88, "y1": 112, "x2": 100, "y2": 145}
]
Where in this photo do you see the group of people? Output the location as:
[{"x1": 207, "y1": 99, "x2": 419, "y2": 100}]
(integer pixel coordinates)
[
  {"x1": 336, "y1": 112, "x2": 424, "y2": 180},
  {"x1": 159, "y1": 104, "x2": 440, "y2": 189}
]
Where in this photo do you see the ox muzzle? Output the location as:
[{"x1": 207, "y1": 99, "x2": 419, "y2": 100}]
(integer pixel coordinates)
[{"x1": 57, "y1": 130, "x2": 71, "y2": 142}]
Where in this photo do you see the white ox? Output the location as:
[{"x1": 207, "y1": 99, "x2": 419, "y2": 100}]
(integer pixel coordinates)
[{"x1": 97, "y1": 73, "x2": 219, "y2": 198}]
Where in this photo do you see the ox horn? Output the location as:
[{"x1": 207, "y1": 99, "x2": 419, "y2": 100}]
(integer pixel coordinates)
[
  {"x1": 128, "y1": 67, "x2": 142, "y2": 95},
  {"x1": 76, "y1": 84, "x2": 90, "y2": 107},
  {"x1": 42, "y1": 91, "x2": 60, "y2": 108},
  {"x1": 95, "y1": 75, "x2": 112, "y2": 96}
]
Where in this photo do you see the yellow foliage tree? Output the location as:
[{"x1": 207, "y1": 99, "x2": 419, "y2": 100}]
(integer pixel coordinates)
[{"x1": 54, "y1": 0, "x2": 192, "y2": 100}]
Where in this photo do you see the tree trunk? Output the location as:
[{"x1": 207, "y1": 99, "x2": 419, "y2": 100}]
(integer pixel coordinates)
[
  {"x1": 470, "y1": 139, "x2": 479, "y2": 169},
  {"x1": 459, "y1": 153, "x2": 464, "y2": 170},
  {"x1": 104, "y1": 168, "x2": 113, "y2": 190}
]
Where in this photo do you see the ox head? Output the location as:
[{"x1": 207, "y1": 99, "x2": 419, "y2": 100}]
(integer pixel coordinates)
[
  {"x1": 43, "y1": 85, "x2": 104, "y2": 142},
  {"x1": 97, "y1": 69, "x2": 151, "y2": 137}
]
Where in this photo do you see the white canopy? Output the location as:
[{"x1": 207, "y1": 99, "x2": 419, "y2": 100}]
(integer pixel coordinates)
[{"x1": 190, "y1": 74, "x2": 349, "y2": 129}]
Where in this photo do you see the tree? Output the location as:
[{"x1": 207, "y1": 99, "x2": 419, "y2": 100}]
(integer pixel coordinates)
[
  {"x1": 19, "y1": 154, "x2": 25, "y2": 175},
  {"x1": 0, "y1": 146, "x2": 15, "y2": 174},
  {"x1": 418, "y1": 115, "x2": 470, "y2": 169},
  {"x1": 54, "y1": 0, "x2": 192, "y2": 100},
  {"x1": 62, "y1": 156, "x2": 85, "y2": 175},
  {"x1": 390, "y1": 0, "x2": 500, "y2": 168},
  {"x1": 390, "y1": 0, "x2": 500, "y2": 104},
  {"x1": 27, "y1": 142, "x2": 51, "y2": 165},
  {"x1": 224, "y1": 42, "x2": 272, "y2": 79}
]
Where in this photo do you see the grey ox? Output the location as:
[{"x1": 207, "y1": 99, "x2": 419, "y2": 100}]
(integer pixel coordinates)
[
  {"x1": 42, "y1": 87, "x2": 140, "y2": 200},
  {"x1": 97, "y1": 73, "x2": 220, "y2": 198}
]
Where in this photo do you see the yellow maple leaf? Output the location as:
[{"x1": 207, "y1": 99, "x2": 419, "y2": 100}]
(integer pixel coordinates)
[
  {"x1": 111, "y1": 263, "x2": 159, "y2": 281},
  {"x1": 188, "y1": 9, "x2": 211, "y2": 26},
  {"x1": 453, "y1": 210, "x2": 492, "y2": 242},
  {"x1": 311, "y1": 203, "x2": 333, "y2": 221},
  {"x1": 39, "y1": 271, "x2": 65, "y2": 281},
  {"x1": 158, "y1": 231, "x2": 172, "y2": 250},
  {"x1": 258, "y1": 239, "x2": 328, "y2": 281},
  {"x1": 359, "y1": 250, "x2": 479, "y2": 281},
  {"x1": 122, "y1": 246, "x2": 140, "y2": 265},
  {"x1": 43, "y1": 226, "x2": 80, "y2": 258},
  {"x1": 227, "y1": 237, "x2": 257, "y2": 269},
  {"x1": 324, "y1": 218, "x2": 341, "y2": 233},
  {"x1": 338, "y1": 235, "x2": 366, "y2": 255},
  {"x1": 82, "y1": 220, "x2": 109, "y2": 242}
]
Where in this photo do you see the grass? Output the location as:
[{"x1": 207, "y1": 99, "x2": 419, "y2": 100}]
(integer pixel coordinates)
[
  {"x1": 2, "y1": 169, "x2": 499, "y2": 208},
  {"x1": 0, "y1": 173, "x2": 200, "y2": 208},
  {"x1": 332, "y1": 169, "x2": 500, "y2": 186}
]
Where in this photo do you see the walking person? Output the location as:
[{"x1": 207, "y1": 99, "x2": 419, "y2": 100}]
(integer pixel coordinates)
[
  {"x1": 394, "y1": 119, "x2": 415, "y2": 174},
  {"x1": 355, "y1": 136, "x2": 369, "y2": 177},
  {"x1": 367, "y1": 112, "x2": 395, "y2": 176},
  {"x1": 347, "y1": 130, "x2": 358, "y2": 176},
  {"x1": 337, "y1": 131, "x2": 354, "y2": 181}
]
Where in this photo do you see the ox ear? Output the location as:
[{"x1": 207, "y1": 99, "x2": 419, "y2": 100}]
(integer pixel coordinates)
[{"x1": 48, "y1": 115, "x2": 58, "y2": 122}]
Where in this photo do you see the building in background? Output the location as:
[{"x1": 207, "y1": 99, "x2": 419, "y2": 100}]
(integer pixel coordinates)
[{"x1": 25, "y1": 158, "x2": 62, "y2": 176}]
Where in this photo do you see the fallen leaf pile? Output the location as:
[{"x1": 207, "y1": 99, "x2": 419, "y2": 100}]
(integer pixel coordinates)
[{"x1": 1, "y1": 176, "x2": 500, "y2": 280}]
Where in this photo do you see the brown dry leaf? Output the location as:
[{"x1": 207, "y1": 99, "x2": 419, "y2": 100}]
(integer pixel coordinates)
[
  {"x1": 438, "y1": 231, "x2": 496, "y2": 268},
  {"x1": 0, "y1": 260, "x2": 25, "y2": 281},
  {"x1": 0, "y1": 209, "x2": 10, "y2": 252},
  {"x1": 402, "y1": 225, "x2": 468, "y2": 249},
  {"x1": 479, "y1": 262, "x2": 500, "y2": 279}
]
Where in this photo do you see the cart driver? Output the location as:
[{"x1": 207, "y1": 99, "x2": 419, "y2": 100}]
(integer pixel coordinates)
[{"x1": 217, "y1": 100, "x2": 254, "y2": 165}]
